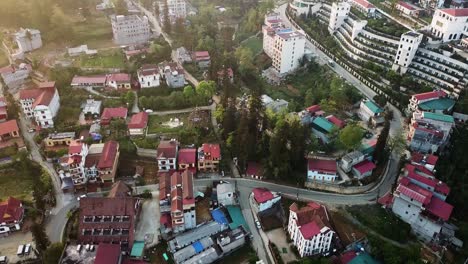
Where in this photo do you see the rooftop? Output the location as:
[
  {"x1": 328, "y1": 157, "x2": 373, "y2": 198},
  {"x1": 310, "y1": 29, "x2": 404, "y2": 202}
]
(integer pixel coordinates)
[
  {"x1": 326, "y1": 115, "x2": 346, "y2": 128},
  {"x1": 178, "y1": 148, "x2": 197, "y2": 164},
  {"x1": 107, "y1": 73, "x2": 131, "y2": 83},
  {"x1": 426, "y1": 196, "x2": 453, "y2": 221},
  {"x1": 418, "y1": 98, "x2": 455, "y2": 112},
  {"x1": 0, "y1": 120, "x2": 19, "y2": 135},
  {"x1": 94, "y1": 243, "x2": 121, "y2": 264},
  {"x1": 413, "y1": 90, "x2": 446, "y2": 101},
  {"x1": 422, "y1": 111, "x2": 454, "y2": 123},
  {"x1": 71, "y1": 75, "x2": 107, "y2": 85},
  {"x1": 353, "y1": 0, "x2": 375, "y2": 9},
  {"x1": 101, "y1": 107, "x2": 128, "y2": 120},
  {"x1": 289, "y1": 202, "x2": 331, "y2": 240},
  {"x1": 353, "y1": 160, "x2": 376, "y2": 174},
  {"x1": 128, "y1": 112, "x2": 148, "y2": 129},
  {"x1": 97, "y1": 141, "x2": 119, "y2": 169},
  {"x1": 308, "y1": 158, "x2": 337, "y2": 174},
  {"x1": 157, "y1": 140, "x2": 178, "y2": 159},
  {"x1": 440, "y1": 8, "x2": 468, "y2": 17},
  {"x1": 312, "y1": 117, "x2": 336, "y2": 133},
  {"x1": 363, "y1": 100, "x2": 383, "y2": 114},
  {"x1": 0, "y1": 197, "x2": 23, "y2": 224},
  {"x1": 252, "y1": 188, "x2": 275, "y2": 204}
]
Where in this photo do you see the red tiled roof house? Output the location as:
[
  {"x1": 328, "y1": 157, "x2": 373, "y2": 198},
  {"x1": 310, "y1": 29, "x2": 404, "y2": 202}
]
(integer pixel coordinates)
[
  {"x1": 193, "y1": 51, "x2": 211, "y2": 68},
  {"x1": 106, "y1": 73, "x2": 132, "y2": 89},
  {"x1": 0, "y1": 197, "x2": 25, "y2": 228},
  {"x1": 252, "y1": 187, "x2": 281, "y2": 212},
  {"x1": 197, "y1": 143, "x2": 221, "y2": 172},
  {"x1": 157, "y1": 140, "x2": 179, "y2": 172},
  {"x1": 97, "y1": 141, "x2": 120, "y2": 183},
  {"x1": 178, "y1": 148, "x2": 196, "y2": 171},
  {"x1": 101, "y1": 107, "x2": 128, "y2": 126},
  {"x1": 307, "y1": 157, "x2": 337, "y2": 182},
  {"x1": 19, "y1": 81, "x2": 60, "y2": 128},
  {"x1": 127, "y1": 112, "x2": 148, "y2": 136}
]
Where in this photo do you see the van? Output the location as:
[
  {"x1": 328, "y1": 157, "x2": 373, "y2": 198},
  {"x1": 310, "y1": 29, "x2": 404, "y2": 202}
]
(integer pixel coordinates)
[
  {"x1": 85, "y1": 244, "x2": 90, "y2": 251},
  {"x1": 25, "y1": 244, "x2": 31, "y2": 255},
  {"x1": 17, "y1": 244, "x2": 24, "y2": 256}
]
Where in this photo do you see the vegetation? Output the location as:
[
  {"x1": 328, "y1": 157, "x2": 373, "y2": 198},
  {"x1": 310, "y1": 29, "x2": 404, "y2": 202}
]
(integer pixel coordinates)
[
  {"x1": 43, "y1": 243, "x2": 64, "y2": 264},
  {"x1": 31, "y1": 222, "x2": 50, "y2": 256},
  {"x1": 74, "y1": 49, "x2": 126, "y2": 69},
  {"x1": 240, "y1": 36, "x2": 263, "y2": 56},
  {"x1": 339, "y1": 123, "x2": 364, "y2": 150},
  {"x1": 368, "y1": 234, "x2": 423, "y2": 264},
  {"x1": 366, "y1": 17, "x2": 407, "y2": 38}
]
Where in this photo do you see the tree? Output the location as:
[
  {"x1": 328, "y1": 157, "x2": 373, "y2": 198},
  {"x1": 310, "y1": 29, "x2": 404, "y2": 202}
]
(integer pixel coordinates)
[
  {"x1": 339, "y1": 124, "x2": 363, "y2": 150},
  {"x1": 196, "y1": 81, "x2": 216, "y2": 99},
  {"x1": 31, "y1": 223, "x2": 50, "y2": 255},
  {"x1": 374, "y1": 119, "x2": 390, "y2": 164},
  {"x1": 108, "y1": 119, "x2": 128, "y2": 140},
  {"x1": 388, "y1": 129, "x2": 407, "y2": 156},
  {"x1": 123, "y1": 91, "x2": 136, "y2": 107},
  {"x1": 162, "y1": 0, "x2": 171, "y2": 32},
  {"x1": 183, "y1": 85, "x2": 196, "y2": 98},
  {"x1": 43, "y1": 243, "x2": 64, "y2": 264},
  {"x1": 174, "y1": 17, "x2": 185, "y2": 35},
  {"x1": 235, "y1": 47, "x2": 255, "y2": 76}
]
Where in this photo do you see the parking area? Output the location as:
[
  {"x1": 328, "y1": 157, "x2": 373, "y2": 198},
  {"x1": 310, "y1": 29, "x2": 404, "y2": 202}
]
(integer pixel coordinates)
[
  {"x1": 0, "y1": 231, "x2": 36, "y2": 263},
  {"x1": 134, "y1": 193, "x2": 160, "y2": 247},
  {"x1": 266, "y1": 228, "x2": 298, "y2": 263}
]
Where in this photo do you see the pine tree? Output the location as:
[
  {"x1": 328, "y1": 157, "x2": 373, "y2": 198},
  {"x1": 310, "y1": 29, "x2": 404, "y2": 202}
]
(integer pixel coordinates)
[
  {"x1": 31, "y1": 223, "x2": 50, "y2": 255},
  {"x1": 374, "y1": 118, "x2": 390, "y2": 164},
  {"x1": 163, "y1": 0, "x2": 171, "y2": 33}
]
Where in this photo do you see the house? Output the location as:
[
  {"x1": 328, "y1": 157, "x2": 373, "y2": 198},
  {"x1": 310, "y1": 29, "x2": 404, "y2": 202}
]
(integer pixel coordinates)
[
  {"x1": 81, "y1": 99, "x2": 102, "y2": 120},
  {"x1": 408, "y1": 90, "x2": 454, "y2": 114},
  {"x1": 411, "y1": 152, "x2": 438, "y2": 173},
  {"x1": 128, "y1": 112, "x2": 148, "y2": 136},
  {"x1": 217, "y1": 68, "x2": 234, "y2": 84},
  {"x1": 178, "y1": 148, "x2": 197, "y2": 171},
  {"x1": 68, "y1": 45, "x2": 98, "y2": 57},
  {"x1": 246, "y1": 162, "x2": 263, "y2": 179},
  {"x1": 124, "y1": 48, "x2": 149, "y2": 60},
  {"x1": 261, "y1": 94, "x2": 289, "y2": 113},
  {"x1": 157, "y1": 0, "x2": 187, "y2": 24},
  {"x1": 408, "y1": 111, "x2": 455, "y2": 153},
  {"x1": 340, "y1": 151, "x2": 365, "y2": 173},
  {"x1": 65, "y1": 140, "x2": 89, "y2": 187},
  {"x1": 176, "y1": 47, "x2": 192, "y2": 63},
  {"x1": 311, "y1": 117, "x2": 336, "y2": 144},
  {"x1": 97, "y1": 141, "x2": 120, "y2": 183},
  {"x1": 326, "y1": 115, "x2": 346, "y2": 129},
  {"x1": 430, "y1": 8, "x2": 468, "y2": 43},
  {"x1": 106, "y1": 73, "x2": 132, "y2": 89},
  {"x1": 157, "y1": 140, "x2": 179, "y2": 172},
  {"x1": 43, "y1": 132, "x2": 75, "y2": 147},
  {"x1": 358, "y1": 100, "x2": 384, "y2": 126},
  {"x1": 137, "y1": 65, "x2": 160, "y2": 88},
  {"x1": 351, "y1": 160, "x2": 376, "y2": 179},
  {"x1": 288, "y1": 202, "x2": 335, "y2": 257},
  {"x1": 217, "y1": 182, "x2": 236, "y2": 206},
  {"x1": 193, "y1": 51, "x2": 211, "y2": 68},
  {"x1": 111, "y1": 15, "x2": 151, "y2": 45},
  {"x1": 0, "y1": 197, "x2": 24, "y2": 228},
  {"x1": 158, "y1": 61, "x2": 185, "y2": 88},
  {"x1": 101, "y1": 107, "x2": 128, "y2": 125},
  {"x1": 307, "y1": 157, "x2": 338, "y2": 182},
  {"x1": 19, "y1": 82, "x2": 60, "y2": 128},
  {"x1": 15, "y1": 28, "x2": 42, "y2": 52},
  {"x1": 251, "y1": 188, "x2": 281, "y2": 212},
  {"x1": 396, "y1": 1, "x2": 423, "y2": 17},
  {"x1": 71, "y1": 75, "x2": 107, "y2": 88},
  {"x1": 0, "y1": 63, "x2": 31, "y2": 88},
  {"x1": 94, "y1": 243, "x2": 122, "y2": 264},
  {"x1": 198, "y1": 143, "x2": 221, "y2": 172},
  {"x1": 0, "y1": 97, "x2": 7, "y2": 122},
  {"x1": 351, "y1": 0, "x2": 376, "y2": 17},
  {"x1": 78, "y1": 189, "x2": 140, "y2": 250},
  {"x1": 404, "y1": 164, "x2": 449, "y2": 200},
  {"x1": 168, "y1": 221, "x2": 228, "y2": 252},
  {"x1": 0, "y1": 120, "x2": 20, "y2": 143}
]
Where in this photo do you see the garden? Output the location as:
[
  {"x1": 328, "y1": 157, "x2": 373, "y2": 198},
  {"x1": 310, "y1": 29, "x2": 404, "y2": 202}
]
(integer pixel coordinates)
[{"x1": 73, "y1": 49, "x2": 126, "y2": 69}]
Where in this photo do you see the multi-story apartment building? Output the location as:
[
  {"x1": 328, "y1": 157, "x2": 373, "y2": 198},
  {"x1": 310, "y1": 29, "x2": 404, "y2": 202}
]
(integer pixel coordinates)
[
  {"x1": 97, "y1": 140, "x2": 120, "y2": 183},
  {"x1": 15, "y1": 28, "x2": 42, "y2": 52},
  {"x1": 157, "y1": 140, "x2": 179, "y2": 172},
  {"x1": 127, "y1": 112, "x2": 149, "y2": 136},
  {"x1": 392, "y1": 31, "x2": 423, "y2": 74},
  {"x1": 408, "y1": 111, "x2": 455, "y2": 153},
  {"x1": 158, "y1": 0, "x2": 187, "y2": 23},
  {"x1": 67, "y1": 141, "x2": 89, "y2": 186},
  {"x1": 137, "y1": 64, "x2": 160, "y2": 88},
  {"x1": 430, "y1": 8, "x2": 468, "y2": 43},
  {"x1": 288, "y1": 202, "x2": 335, "y2": 257},
  {"x1": 0, "y1": 63, "x2": 31, "y2": 88},
  {"x1": 198, "y1": 143, "x2": 221, "y2": 172},
  {"x1": 328, "y1": 2, "x2": 350, "y2": 33},
  {"x1": 158, "y1": 61, "x2": 186, "y2": 88},
  {"x1": 407, "y1": 90, "x2": 454, "y2": 114},
  {"x1": 111, "y1": 15, "x2": 151, "y2": 45},
  {"x1": 19, "y1": 82, "x2": 60, "y2": 128}
]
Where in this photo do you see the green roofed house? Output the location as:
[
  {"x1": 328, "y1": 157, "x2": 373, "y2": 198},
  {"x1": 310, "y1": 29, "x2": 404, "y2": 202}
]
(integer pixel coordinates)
[
  {"x1": 422, "y1": 112, "x2": 455, "y2": 124},
  {"x1": 418, "y1": 98, "x2": 455, "y2": 114},
  {"x1": 359, "y1": 100, "x2": 385, "y2": 126},
  {"x1": 130, "y1": 241, "x2": 145, "y2": 259},
  {"x1": 226, "y1": 205, "x2": 249, "y2": 232},
  {"x1": 311, "y1": 117, "x2": 336, "y2": 144}
]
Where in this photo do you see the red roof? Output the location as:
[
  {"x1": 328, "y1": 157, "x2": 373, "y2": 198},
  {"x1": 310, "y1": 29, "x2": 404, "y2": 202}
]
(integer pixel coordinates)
[
  {"x1": 413, "y1": 90, "x2": 446, "y2": 101},
  {"x1": 107, "y1": 73, "x2": 131, "y2": 83},
  {"x1": 397, "y1": 181, "x2": 433, "y2": 205},
  {"x1": 253, "y1": 188, "x2": 275, "y2": 203},
  {"x1": 95, "y1": 243, "x2": 121, "y2": 264},
  {"x1": 398, "y1": 1, "x2": 415, "y2": 10},
  {"x1": 299, "y1": 221, "x2": 321, "y2": 240},
  {"x1": 426, "y1": 197, "x2": 453, "y2": 221},
  {"x1": 440, "y1": 8, "x2": 468, "y2": 17},
  {"x1": 160, "y1": 213, "x2": 172, "y2": 228},
  {"x1": 194, "y1": 51, "x2": 210, "y2": 61},
  {"x1": 33, "y1": 88, "x2": 55, "y2": 108},
  {"x1": 71, "y1": 75, "x2": 107, "y2": 85},
  {"x1": 353, "y1": 0, "x2": 375, "y2": 9},
  {"x1": 97, "y1": 141, "x2": 119, "y2": 169},
  {"x1": 405, "y1": 165, "x2": 450, "y2": 196},
  {"x1": 0, "y1": 197, "x2": 23, "y2": 224},
  {"x1": 19, "y1": 85, "x2": 56, "y2": 108},
  {"x1": 289, "y1": 202, "x2": 331, "y2": 240},
  {"x1": 377, "y1": 192, "x2": 394, "y2": 207},
  {"x1": 202, "y1": 143, "x2": 221, "y2": 160},
  {"x1": 353, "y1": 160, "x2": 376, "y2": 174},
  {"x1": 138, "y1": 64, "x2": 159, "y2": 76},
  {"x1": 101, "y1": 107, "x2": 128, "y2": 121},
  {"x1": 128, "y1": 112, "x2": 148, "y2": 129},
  {"x1": 411, "y1": 152, "x2": 438, "y2": 166},
  {"x1": 178, "y1": 148, "x2": 196, "y2": 164},
  {"x1": 306, "y1": 105, "x2": 321, "y2": 113},
  {"x1": 406, "y1": 163, "x2": 434, "y2": 177},
  {"x1": 0, "y1": 120, "x2": 19, "y2": 135},
  {"x1": 246, "y1": 162, "x2": 263, "y2": 176},
  {"x1": 308, "y1": 158, "x2": 337, "y2": 174},
  {"x1": 0, "y1": 65, "x2": 15, "y2": 74},
  {"x1": 38, "y1": 81, "x2": 56, "y2": 89},
  {"x1": 157, "y1": 140, "x2": 178, "y2": 159},
  {"x1": 68, "y1": 141, "x2": 83, "y2": 155},
  {"x1": 326, "y1": 115, "x2": 346, "y2": 128}
]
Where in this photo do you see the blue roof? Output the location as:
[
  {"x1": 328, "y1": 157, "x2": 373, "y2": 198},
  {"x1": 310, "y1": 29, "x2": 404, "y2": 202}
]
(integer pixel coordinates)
[
  {"x1": 192, "y1": 241, "x2": 204, "y2": 254},
  {"x1": 211, "y1": 208, "x2": 229, "y2": 225}
]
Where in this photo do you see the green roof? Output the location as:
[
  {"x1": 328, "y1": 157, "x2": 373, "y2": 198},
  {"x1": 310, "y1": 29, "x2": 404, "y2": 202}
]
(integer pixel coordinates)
[
  {"x1": 364, "y1": 101, "x2": 383, "y2": 114},
  {"x1": 130, "y1": 241, "x2": 145, "y2": 257},
  {"x1": 419, "y1": 98, "x2": 455, "y2": 111},
  {"x1": 226, "y1": 205, "x2": 249, "y2": 231},
  {"x1": 312, "y1": 117, "x2": 335, "y2": 133},
  {"x1": 423, "y1": 112, "x2": 454, "y2": 123},
  {"x1": 348, "y1": 253, "x2": 379, "y2": 264}
]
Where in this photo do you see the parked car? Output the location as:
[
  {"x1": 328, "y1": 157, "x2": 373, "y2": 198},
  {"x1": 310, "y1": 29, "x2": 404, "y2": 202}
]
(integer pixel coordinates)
[
  {"x1": 77, "y1": 194, "x2": 87, "y2": 201},
  {"x1": 0, "y1": 226, "x2": 10, "y2": 234},
  {"x1": 0, "y1": 255, "x2": 7, "y2": 264},
  {"x1": 255, "y1": 220, "x2": 261, "y2": 229},
  {"x1": 28, "y1": 128, "x2": 35, "y2": 133}
]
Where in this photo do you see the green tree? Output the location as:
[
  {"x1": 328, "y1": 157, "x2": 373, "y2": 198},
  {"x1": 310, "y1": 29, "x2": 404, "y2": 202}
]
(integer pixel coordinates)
[
  {"x1": 388, "y1": 129, "x2": 407, "y2": 156},
  {"x1": 31, "y1": 223, "x2": 50, "y2": 255},
  {"x1": 196, "y1": 81, "x2": 216, "y2": 98},
  {"x1": 123, "y1": 91, "x2": 136, "y2": 107},
  {"x1": 374, "y1": 118, "x2": 390, "y2": 164},
  {"x1": 183, "y1": 85, "x2": 196, "y2": 98},
  {"x1": 43, "y1": 243, "x2": 64, "y2": 264},
  {"x1": 162, "y1": 0, "x2": 171, "y2": 32},
  {"x1": 235, "y1": 47, "x2": 255, "y2": 76},
  {"x1": 108, "y1": 119, "x2": 128, "y2": 140},
  {"x1": 339, "y1": 124, "x2": 363, "y2": 150}
]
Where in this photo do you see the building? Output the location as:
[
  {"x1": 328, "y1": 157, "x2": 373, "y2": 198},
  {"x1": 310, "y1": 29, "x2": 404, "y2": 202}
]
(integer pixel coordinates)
[
  {"x1": 251, "y1": 188, "x2": 281, "y2": 212},
  {"x1": 307, "y1": 157, "x2": 338, "y2": 182},
  {"x1": 178, "y1": 148, "x2": 197, "y2": 171},
  {"x1": 101, "y1": 107, "x2": 128, "y2": 125},
  {"x1": 0, "y1": 120, "x2": 20, "y2": 143},
  {"x1": 358, "y1": 100, "x2": 384, "y2": 126},
  {"x1": 326, "y1": 115, "x2": 346, "y2": 129},
  {"x1": 127, "y1": 112, "x2": 148, "y2": 136},
  {"x1": 0, "y1": 97, "x2": 7, "y2": 122},
  {"x1": 0, "y1": 63, "x2": 31, "y2": 88},
  {"x1": 44, "y1": 132, "x2": 75, "y2": 147},
  {"x1": 157, "y1": 140, "x2": 179, "y2": 172},
  {"x1": 328, "y1": 2, "x2": 351, "y2": 33},
  {"x1": 193, "y1": 51, "x2": 211, "y2": 68},
  {"x1": 408, "y1": 111, "x2": 455, "y2": 153},
  {"x1": 396, "y1": 1, "x2": 423, "y2": 17},
  {"x1": 19, "y1": 82, "x2": 60, "y2": 128},
  {"x1": 392, "y1": 32, "x2": 423, "y2": 74},
  {"x1": 97, "y1": 141, "x2": 120, "y2": 182},
  {"x1": 158, "y1": 61, "x2": 186, "y2": 88},
  {"x1": 419, "y1": 0, "x2": 444, "y2": 8},
  {"x1": 78, "y1": 186, "x2": 140, "y2": 250},
  {"x1": 261, "y1": 94, "x2": 289, "y2": 113},
  {"x1": 111, "y1": 15, "x2": 151, "y2": 45},
  {"x1": 65, "y1": 141, "x2": 90, "y2": 187},
  {"x1": 351, "y1": 160, "x2": 376, "y2": 179},
  {"x1": 137, "y1": 65, "x2": 160, "y2": 88},
  {"x1": 198, "y1": 143, "x2": 221, "y2": 172},
  {"x1": 158, "y1": 0, "x2": 187, "y2": 24},
  {"x1": 408, "y1": 90, "x2": 455, "y2": 114},
  {"x1": 106, "y1": 73, "x2": 132, "y2": 89},
  {"x1": 430, "y1": 8, "x2": 468, "y2": 43},
  {"x1": 15, "y1": 28, "x2": 42, "y2": 52},
  {"x1": 68, "y1": 44, "x2": 98, "y2": 57},
  {"x1": 94, "y1": 243, "x2": 122, "y2": 264},
  {"x1": 341, "y1": 151, "x2": 365, "y2": 173},
  {"x1": 289, "y1": 0, "x2": 323, "y2": 16},
  {"x1": 217, "y1": 182, "x2": 236, "y2": 206},
  {"x1": 176, "y1": 47, "x2": 192, "y2": 63},
  {"x1": 246, "y1": 162, "x2": 263, "y2": 179},
  {"x1": 351, "y1": 0, "x2": 376, "y2": 17},
  {"x1": 288, "y1": 202, "x2": 335, "y2": 257},
  {"x1": 311, "y1": 117, "x2": 337, "y2": 144},
  {"x1": 71, "y1": 75, "x2": 107, "y2": 88},
  {"x1": 0, "y1": 197, "x2": 24, "y2": 228},
  {"x1": 411, "y1": 152, "x2": 438, "y2": 172},
  {"x1": 81, "y1": 99, "x2": 102, "y2": 120}
]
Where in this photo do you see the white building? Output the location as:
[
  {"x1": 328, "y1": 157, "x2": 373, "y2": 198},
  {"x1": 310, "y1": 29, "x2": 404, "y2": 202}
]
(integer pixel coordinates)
[
  {"x1": 288, "y1": 202, "x2": 335, "y2": 257},
  {"x1": 328, "y1": 2, "x2": 350, "y2": 33},
  {"x1": 217, "y1": 182, "x2": 236, "y2": 206},
  {"x1": 66, "y1": 141, "x2": 90, "y2": 186},
  {"x1": 340, "y1": 151, "x2": 365, "y2": 173},
  {"x1": 81, "y1": 99, "x2": 102, "y2": 119},
  {"x1": 307, "y1": 157, "x2": 338, "y2": 182},
  {"x1": 393, "y1": 31, "x2": 423, "y2": 74},
  {"x1": 396, "y1": 1, "x2": 423, "y2": 17},
  {"x1": 251, "y1": 188, "x2": 281, "y2": 212},
  {"x1": 137, "y1": 64, "x2": 161, "y2": 88},
  {"x1": 19, "y1": 82, "x2": 60, "y2": 128},
  {"x1": 358, "y1": 100, "x2": 385, "y2": 125},
  {"x1": 351, "y1": 0, "x2": 376, "y2": 17},
  {"x1": 289, "y1": 0, "x2": 323, "y2": 16},
  {"x1": 111, "y1": 15, "x2": 151, "y2": 45},
  {"x1": 430, "y1": 8, "x2": 468, "y2": 42},
  {"x1": 158, "y1": 0, "x2": 187, "y2": 23},
  {"x1": 157, "y1": 140, "x2": 179, "y2": 172},
  {"x1": 15, "y1": 28, "x2": 42, "y2": 52},
  {"x1": 158, "y1": 61, "x2": 185, "y2": 88}
]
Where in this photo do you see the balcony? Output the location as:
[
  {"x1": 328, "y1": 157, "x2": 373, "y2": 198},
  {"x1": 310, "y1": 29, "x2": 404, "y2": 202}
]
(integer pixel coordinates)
[
  {"x1": 360, "y1": 31, "x2": 399, "y2": 48},
  {"x1": 411, "y1": 62, "x2": 460, "y2": 84},
  {"x1": 417, "y1": 49, "x2": 467, "y2": 72}
]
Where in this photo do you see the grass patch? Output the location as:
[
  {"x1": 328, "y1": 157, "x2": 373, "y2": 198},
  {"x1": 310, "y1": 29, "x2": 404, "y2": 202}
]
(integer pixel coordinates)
[
  {"x1": 241, "y1": 36, "x2": 263, "y2": 55},
  {"x1": 0, "y1": 167, "x2": 34, "y2": 201},
  {"x1": 73, "y1": 49, "x2": 126, "y2": 69},
  {"x1": 71, "y1": 16, "x2": 113, "y2": 49},
  {"x1": 147, "y1": 113, "x2": 190, "y2": 134}
]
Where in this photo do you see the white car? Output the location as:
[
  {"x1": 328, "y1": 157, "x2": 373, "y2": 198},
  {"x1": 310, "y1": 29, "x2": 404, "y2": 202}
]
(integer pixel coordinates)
[
  {"x1": 0, "y1": 226, "x2": 10, "y2": 234},
  {"x1": 255, "y1": 220, "x2": 261, "y2": 229},
  {"x1": 77, "y1": 194, "x2": 87, "y2": 201},
  {"x1": 28, "y1": 128, "x2": 36, "y2": 133},
  {"x1": 145, "y1": 109, "x2": 154, "y2": 113}
]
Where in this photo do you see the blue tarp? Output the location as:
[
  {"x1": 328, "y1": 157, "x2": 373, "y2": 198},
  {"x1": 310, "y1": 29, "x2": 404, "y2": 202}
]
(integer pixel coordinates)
[
  {"x1": 192, "y1": 241, "x2": 204, "y2": 254},
  {"x1": 211, "y1": 208, "x2": 229, "y2": 225}
]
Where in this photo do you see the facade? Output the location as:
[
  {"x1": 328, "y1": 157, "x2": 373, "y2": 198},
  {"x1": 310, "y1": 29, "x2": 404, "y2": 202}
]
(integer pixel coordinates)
[
  {"x1": 311, "y1": 117, "x2": 336, "y2": 144},
  {"x1": 158, "y1": 61, "x2": 186, "y2": 88},
  {"x1": 0, "y1": 63, "x2": 31, "y2": 88},
  {"x1": 0, "y1": 197, "x2": 24, "y2": 228},
  {"x1": 178, "y1": 148, "x2": 197, "y2": 171},
  {"x1": 157, "y1": 140, "x2": 179, "y2": 172},
  {"x1": 137, "y1": 64, "x2": 160, "y2": 88},
  {"x1": 328, "y1": 2, "x2": 351, "y2": 33},
  {"x1": 288, "y1": 202, "x2": 335, "y2": 257},
  {"x1": 341, "y1": 151, "x2": 365, "y2": 173},
  {"x1": 396, "y1": 1, "x2": 423, "y2": 17},
  {"x1": 101, "y1": 107, "x2": 128, "y2": 125},
  {"x1": 19, "y1": 82, "x2": 60, "y2": 128},
  {"x1": 351, "y1": 160, "x2": 376, "y2": 179},
  {"x1": 0, "y1": 97, "x2": 7, "y2": 122},
  {"x1": 111, "y1": 15, "x2": 151, "y2": 45},
  {"x1": 71, "y1": 75, "x2": 107, "y2": 88},
  {"x1": 217, "y1": 182, "x2": 236, "y2": 206},
  {"x1": 351, "y1": 0, "x2": 376, "y2": 17},
  {"x1": 81, "y1": 99, "x2": 102, "y2": 120},
  {"x1": 408, "y1": 111, "x2": 455, "y2": 153},
  {"x1": 0, "y1": 120, "x2": 20, "y2": 143},
  {"x1": 158, "y1": 0, "x2": 187, "y2": 23},
  {"x1": 66, "y1": 141, "x2": 90, "y2": 186},
  {"x1": 252, "y1": 188, "x2": 281, "y2": 212},
  {"x1": 97, "y1": 141, "x2": 120, "y2": 183},
  {"x1": 193, "y1": 51, "x2": 211, "y2": 68},
  {"x1": 198, "y1": 143, "x2": 221, "y2": 172},
  {"x1": 15, "y1": 28, "x2": 42, "y2": 52},
  {"x1": 127, "y1": 112, "x2": 148, "y2": 136},
  {"x1": 106, "y1": 73, "x2": 131, "y2": 89},
  {"x1": 44, "y1": 132, "x2": 75, "y2": 147},
  {"x1": 392, "y1": 32, "x2": 423, "y2": 74},
  {"x1": 430, "y1": 8, "x2": 468, "y2": 43},
  {"x1": 307, "y1": 157, "x2": 338, "y2": 182},
  {"x1": 358, "y1": 100, "x2": 384, "y2": 125}
]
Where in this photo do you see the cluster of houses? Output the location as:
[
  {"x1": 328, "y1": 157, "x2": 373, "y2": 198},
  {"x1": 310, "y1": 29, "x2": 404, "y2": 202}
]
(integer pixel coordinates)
[
  {"x1": 0, "y1": 197, "x2": 25, "y2": 234},
  {"x1": 0, "y1": 95, "x2": 26, "y2": 157}
]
